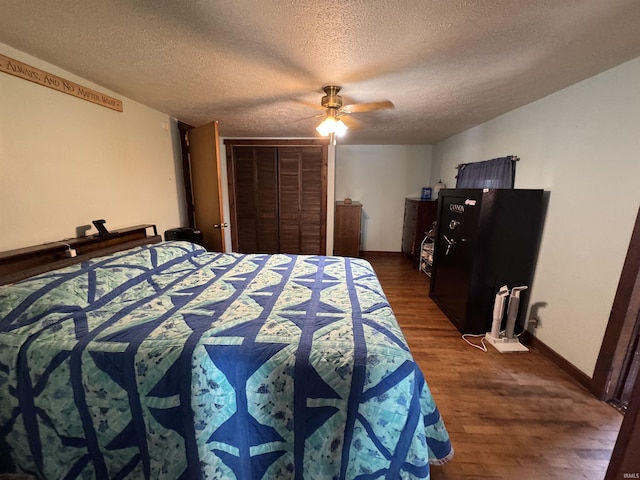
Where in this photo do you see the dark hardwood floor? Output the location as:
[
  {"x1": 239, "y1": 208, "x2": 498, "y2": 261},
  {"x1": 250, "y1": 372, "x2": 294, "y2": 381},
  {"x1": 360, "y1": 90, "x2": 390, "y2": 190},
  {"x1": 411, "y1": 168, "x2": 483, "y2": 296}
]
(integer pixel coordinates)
[{"x1": 362, "y1": 253, "x2": 623, "y2": 480}]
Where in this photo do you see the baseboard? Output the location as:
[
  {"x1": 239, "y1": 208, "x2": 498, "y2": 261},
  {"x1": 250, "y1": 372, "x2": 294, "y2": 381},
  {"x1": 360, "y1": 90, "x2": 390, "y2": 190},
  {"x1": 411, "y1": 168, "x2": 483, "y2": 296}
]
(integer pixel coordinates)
[
  {"x1": 360, "y1": 251, "x2": 403, "y2": 257},
  {"x1": 521, "y1": 330, "x2": 593, "y2": 392}
]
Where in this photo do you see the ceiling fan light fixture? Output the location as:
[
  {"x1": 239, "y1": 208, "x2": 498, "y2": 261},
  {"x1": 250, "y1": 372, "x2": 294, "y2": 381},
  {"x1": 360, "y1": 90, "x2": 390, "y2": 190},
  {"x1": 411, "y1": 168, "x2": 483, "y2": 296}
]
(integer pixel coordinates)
[
  {"x1": 316, "y1": 117, "x2": 335, "y2": 136},
  {"x1": 334, "y1": 119, "x2": 348, "y2": 136},
  {"x1": 316, "y1": 116, "x2": 348, "y2": 137},
  {"x1": 306, "y1": 85, "x2": 394, "y2": 139}
]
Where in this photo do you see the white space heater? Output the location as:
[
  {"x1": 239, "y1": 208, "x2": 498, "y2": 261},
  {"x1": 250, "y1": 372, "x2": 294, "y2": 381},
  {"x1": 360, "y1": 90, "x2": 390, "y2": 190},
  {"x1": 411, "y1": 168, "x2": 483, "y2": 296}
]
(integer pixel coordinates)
[{"x1": 485, "y1": 285, "x2": 529, "y2": 353}]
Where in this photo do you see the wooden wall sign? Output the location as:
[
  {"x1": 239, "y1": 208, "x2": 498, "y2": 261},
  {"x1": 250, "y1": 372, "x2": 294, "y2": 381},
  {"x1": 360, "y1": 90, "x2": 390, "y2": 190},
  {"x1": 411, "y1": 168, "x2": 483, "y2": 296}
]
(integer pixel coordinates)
[{"x1": 0, "y1": 53, "x2": 123, "y2": 112}]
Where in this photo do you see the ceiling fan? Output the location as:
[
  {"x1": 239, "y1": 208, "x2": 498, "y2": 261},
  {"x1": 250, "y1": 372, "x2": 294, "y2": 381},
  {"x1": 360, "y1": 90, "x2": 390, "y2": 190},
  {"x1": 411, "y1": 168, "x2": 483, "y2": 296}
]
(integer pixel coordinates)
[{"x1": 313, "y1": 85, "x2": 394, "y2": 139}]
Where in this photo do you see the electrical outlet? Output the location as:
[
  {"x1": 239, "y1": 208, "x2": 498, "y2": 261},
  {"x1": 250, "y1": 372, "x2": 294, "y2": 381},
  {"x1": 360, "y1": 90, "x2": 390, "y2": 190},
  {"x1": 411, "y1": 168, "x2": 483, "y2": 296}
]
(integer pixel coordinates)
[{"x1": 527, "y1": 301, "x2": 548, "y2": 329}]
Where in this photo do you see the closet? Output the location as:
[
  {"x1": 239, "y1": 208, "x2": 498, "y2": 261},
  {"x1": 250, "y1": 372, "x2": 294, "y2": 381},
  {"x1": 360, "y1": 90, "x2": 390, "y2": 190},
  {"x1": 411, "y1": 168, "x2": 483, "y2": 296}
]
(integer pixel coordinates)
[{"x1": 225, "y1": 139, "x2": 328, "y2": 255}]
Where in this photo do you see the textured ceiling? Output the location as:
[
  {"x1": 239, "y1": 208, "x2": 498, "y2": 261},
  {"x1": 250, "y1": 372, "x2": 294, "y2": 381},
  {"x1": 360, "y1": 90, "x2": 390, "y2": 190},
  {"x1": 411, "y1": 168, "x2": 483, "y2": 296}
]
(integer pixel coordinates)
[{"x1": 1, "y1": 1, "x2": 640, "y2": 144}]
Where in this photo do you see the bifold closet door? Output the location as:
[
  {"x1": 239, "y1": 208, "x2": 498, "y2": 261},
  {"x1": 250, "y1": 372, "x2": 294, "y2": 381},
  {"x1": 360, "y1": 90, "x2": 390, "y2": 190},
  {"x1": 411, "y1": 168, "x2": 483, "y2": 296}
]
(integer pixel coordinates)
[
  {"x1": 226, "y1": 140, "x2": 327, "y2": 255},
  {"x1": 278, "y1": 146, "x2": 325, "y2": 255},
  {"x1": 229, "y1": 146, "x2": 279, "y2": 253}
]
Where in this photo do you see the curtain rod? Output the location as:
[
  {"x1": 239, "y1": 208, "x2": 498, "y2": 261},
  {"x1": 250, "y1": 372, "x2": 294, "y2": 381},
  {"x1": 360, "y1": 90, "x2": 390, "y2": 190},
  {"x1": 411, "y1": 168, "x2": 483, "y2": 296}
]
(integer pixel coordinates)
[{"x1": 456, "y1": 155, "x2": 520, "y2": 169}]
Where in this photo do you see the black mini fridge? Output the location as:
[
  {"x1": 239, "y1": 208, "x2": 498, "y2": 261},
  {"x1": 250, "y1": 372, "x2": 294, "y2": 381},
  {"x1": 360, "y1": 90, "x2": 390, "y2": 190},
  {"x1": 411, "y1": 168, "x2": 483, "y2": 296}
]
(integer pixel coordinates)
[{"x1": 429, "y1": 189, "x2": 546, "y2": 334}]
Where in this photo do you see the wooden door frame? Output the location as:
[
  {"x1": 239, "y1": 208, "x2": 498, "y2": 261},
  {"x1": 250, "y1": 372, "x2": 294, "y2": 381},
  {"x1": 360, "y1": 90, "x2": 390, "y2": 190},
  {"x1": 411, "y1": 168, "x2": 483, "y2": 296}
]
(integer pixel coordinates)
[
  {"x1": 592, "y1": 207, "x2": 640, "y2": 401},
  {"x1": 605, "y1": 362, "x2": 640, "y2": 478},
  {"x1": 177, "y1": 121, "x2": 196, "y2": 228},
  {"x1": 593, "y1": 206, "x2": 640, "y2": 477}
]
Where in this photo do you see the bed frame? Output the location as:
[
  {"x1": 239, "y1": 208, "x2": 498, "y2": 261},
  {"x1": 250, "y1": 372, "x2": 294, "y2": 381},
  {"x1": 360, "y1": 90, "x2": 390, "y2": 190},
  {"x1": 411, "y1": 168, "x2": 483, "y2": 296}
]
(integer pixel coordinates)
[{"x1": 0, "y1": 224, "x2": 161, "y2": 286}]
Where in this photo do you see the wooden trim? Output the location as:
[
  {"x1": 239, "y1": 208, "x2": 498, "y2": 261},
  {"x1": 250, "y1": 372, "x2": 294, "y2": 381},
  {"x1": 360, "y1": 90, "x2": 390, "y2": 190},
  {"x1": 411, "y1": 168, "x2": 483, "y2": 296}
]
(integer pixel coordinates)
[
  {"x1": 223, "y1": 139, "x2": 329, "y2": 147},
  {"x1": 361, "y1": 251, "x2": 404, "y2": 257},
  {"x1": 605, "y1": 360, "x2": 640, "y2": 479},
  {"x1": 178, "y1": 121, "x2": 196, "y2": 229},
  {"x1": 592, "y1": 207, "x2": 640, "y2": 400},
  {"x1": 593, "y1": 207, "x2": 640, "y2": 399},
  {"x1": 521, "y1": 331, "x2": 592, "y2": 391},
  {"x1": 225, "y1": 143, "x2": 240, "y2": 252}
]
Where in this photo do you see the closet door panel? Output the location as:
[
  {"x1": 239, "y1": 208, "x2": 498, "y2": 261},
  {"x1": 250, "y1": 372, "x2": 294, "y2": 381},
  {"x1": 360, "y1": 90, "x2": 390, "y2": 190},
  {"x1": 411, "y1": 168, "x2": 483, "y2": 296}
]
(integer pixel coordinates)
[
  {"x1": 233, "y1": 147, "x2": 259, "y2": 253},
  {"x1": 230, "y1": 146, "x2": 279, "y2": 253},
  {"x1": 299, "y1": 147, "x2": 324, "y2": 254},
  {"x1": 278, "y1": 150, "x2": 302, "y2": 254},
  {"x1": 277, "y1": 146, "x2": 326, "y2": 255},
  {"x1": 255, "y1": 148, "x2": 279, "y2": 253}
]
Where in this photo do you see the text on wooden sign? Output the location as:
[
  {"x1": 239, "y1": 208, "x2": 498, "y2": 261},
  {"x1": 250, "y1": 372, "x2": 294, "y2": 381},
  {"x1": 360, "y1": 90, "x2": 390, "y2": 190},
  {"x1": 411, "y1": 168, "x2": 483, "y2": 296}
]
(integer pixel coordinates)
[{"x1": 0, "y1": 53, "x2": 123, "y2": 112}]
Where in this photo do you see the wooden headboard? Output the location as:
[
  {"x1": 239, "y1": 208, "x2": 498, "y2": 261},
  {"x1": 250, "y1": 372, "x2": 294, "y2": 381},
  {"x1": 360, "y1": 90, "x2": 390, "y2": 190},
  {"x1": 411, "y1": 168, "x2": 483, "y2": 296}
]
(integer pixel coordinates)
[{"x1": 0, "y1": 224, "x2": 161, "y2": 286}]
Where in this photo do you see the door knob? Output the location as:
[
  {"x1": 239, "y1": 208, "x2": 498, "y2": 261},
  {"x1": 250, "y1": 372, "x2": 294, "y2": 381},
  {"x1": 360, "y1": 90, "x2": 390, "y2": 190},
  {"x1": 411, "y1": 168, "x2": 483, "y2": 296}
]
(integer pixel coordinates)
[{"x1": 213, "y1": 223, "x2": 228, "y2": 229}]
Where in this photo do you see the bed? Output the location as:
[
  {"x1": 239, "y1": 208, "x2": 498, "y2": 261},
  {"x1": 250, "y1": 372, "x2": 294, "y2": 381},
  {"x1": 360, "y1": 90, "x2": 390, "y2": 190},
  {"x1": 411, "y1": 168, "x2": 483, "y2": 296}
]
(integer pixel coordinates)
[{"x1": 0, "y1": 238, "x2": 452, "y2": 479}]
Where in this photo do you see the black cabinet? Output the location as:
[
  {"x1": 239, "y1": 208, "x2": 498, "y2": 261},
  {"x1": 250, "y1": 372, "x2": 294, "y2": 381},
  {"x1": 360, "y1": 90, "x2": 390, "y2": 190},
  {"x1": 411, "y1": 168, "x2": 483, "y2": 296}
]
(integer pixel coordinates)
[{"x1": 429, "y1": 189, "x2": 546, "y2": 334}]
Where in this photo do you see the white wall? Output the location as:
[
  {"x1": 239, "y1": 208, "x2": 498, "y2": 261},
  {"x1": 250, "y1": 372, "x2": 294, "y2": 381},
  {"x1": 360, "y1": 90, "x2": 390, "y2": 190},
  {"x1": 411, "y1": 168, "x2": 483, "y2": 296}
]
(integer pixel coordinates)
[
  {"x1": 0, "y1": 43, "x2": 184, "y2": 251},
  {"x1": 335, "y1": 145, "x2": 432, "y2": 252},
  {"x1": 431, "y1": 56, "x2": 640, "y2": 377}
]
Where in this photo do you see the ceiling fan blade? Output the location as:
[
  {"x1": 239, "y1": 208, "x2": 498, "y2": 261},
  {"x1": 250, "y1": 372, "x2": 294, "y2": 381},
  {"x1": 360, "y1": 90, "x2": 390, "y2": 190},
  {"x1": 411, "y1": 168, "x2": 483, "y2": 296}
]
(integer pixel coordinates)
[
  {"x1": 341, "y1": 100, "x2": 394, "y2": 113},
  {"x1": 296, "y1": 100, "x2": 325, "y2": 110},
  {"x1": 340, "y1": 114, "x2": 361, "y2": 130},
  {"x1": 297, "y1": 112, "x2": 326, "y2": 122}
]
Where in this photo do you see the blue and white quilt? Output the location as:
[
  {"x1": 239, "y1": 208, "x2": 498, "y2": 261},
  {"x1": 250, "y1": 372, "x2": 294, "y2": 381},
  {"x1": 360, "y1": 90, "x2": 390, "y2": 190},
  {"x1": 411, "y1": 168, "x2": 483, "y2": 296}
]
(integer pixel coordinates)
[{"x1": 0, "y1": 241, "x2": 452, "y2": 479}]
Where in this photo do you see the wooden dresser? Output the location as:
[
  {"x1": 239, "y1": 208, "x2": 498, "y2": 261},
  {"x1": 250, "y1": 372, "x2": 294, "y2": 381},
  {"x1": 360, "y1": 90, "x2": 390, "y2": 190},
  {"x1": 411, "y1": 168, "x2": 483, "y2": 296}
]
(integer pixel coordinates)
[
  {"x1": 401, "y1": 198, "x2": 437, "y2": 265},
  {"x1": 334, "y1": 201, "x2": 362, "y2": 257}
]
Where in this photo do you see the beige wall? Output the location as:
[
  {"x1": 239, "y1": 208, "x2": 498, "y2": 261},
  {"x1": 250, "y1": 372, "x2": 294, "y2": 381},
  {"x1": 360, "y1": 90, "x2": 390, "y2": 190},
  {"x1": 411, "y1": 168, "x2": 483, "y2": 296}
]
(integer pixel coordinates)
[
  {"x1": 335, "y1": 145, "x2": 433, "y2": 252},
  {"x1": 431, "y1": 56, "x2": 640, "y2": 377},
  {"x1": 0, "y1": 43, "x2": 184, "y2": 251}
]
